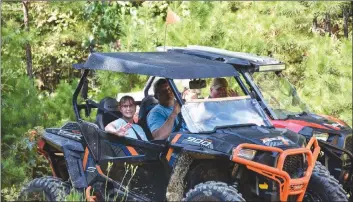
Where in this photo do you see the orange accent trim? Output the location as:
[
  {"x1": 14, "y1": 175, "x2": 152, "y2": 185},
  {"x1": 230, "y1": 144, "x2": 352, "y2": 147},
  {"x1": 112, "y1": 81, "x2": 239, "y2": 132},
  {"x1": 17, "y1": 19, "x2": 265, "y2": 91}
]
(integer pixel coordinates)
[
  {"x1": 85, "y1": 186, "x2": 97, "y2": 202},
  {"x1": 47, "y1": 159, "x2": 57, "y2": 177},
  {"x1": 231, "y1": 137, "x2": 320, "y2": 202},
  {"x1": 96, "y1": 165, "x2": 104, "y2": 175},
  {"x1": 126, "y1": 146, "x2": 138, "y2": 156},
  {"x1": 288, "y1": 119, "x2": 331, "y2": 131},
  {"x1": 82, "y1": 148, "x2": 89, "y2": 171},
  {"x1": 37, "y1": 139, "x2": 57, "y2": 177},
  {"x1": 166, "y1": 134, "x2": 181, "y2": 161},
  {"x1": 171, "y1": 133, "x2": 182, "y2": 144},
  {"x1": 166, "y1": 148, "x2": 174, "y2": 161}
]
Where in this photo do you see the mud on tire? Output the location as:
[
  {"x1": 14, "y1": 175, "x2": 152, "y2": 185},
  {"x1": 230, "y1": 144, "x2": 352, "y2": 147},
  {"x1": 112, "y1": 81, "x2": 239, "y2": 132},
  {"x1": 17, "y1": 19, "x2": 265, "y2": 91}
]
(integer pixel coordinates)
[
  {"x1": 304, "y1": 162, "x2": 348, "y2": 202},
  {"x1": 18, "y1": 176, "x2": 71, "y2": 201},
  {"x1": 183, "y1": 181, "x2": 245, "y2": 201}
]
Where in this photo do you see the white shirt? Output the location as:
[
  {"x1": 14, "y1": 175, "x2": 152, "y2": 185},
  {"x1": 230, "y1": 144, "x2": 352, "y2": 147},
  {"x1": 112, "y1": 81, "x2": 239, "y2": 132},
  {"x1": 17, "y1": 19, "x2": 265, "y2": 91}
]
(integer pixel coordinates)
[{"x1": 112, "y1": 118, "x2": 148, "y2": 141}]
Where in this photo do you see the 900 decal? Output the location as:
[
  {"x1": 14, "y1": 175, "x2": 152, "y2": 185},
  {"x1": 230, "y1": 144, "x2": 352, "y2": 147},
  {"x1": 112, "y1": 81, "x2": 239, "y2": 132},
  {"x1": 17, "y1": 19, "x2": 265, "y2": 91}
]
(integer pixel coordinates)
[{"x1": 184, "y1": 137, "x2": 213, "y2": 148}]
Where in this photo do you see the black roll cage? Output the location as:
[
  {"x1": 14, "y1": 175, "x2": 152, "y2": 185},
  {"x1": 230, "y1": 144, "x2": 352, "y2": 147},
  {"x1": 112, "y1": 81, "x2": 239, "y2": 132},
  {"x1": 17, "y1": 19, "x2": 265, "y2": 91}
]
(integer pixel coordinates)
[
  {"x1": 73, "y1": 70, "x2": 184, "y2": 121},
  {"x1": 73, "y1": 69, "x2": 90, "y2": 120},
  {"x1": 73, "y1": 70, "x2": 258, "y2": 122}
]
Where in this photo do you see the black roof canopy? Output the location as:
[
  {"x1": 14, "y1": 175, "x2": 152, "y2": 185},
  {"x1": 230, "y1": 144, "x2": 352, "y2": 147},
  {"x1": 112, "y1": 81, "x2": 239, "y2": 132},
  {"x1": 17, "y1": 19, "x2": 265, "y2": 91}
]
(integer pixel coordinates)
[
  {"x1": 160, "y1": 45, "x2": 284, "y2": 68},
  {"x1": 77, "y1": 52, "x2": 239, "y2": 79}
]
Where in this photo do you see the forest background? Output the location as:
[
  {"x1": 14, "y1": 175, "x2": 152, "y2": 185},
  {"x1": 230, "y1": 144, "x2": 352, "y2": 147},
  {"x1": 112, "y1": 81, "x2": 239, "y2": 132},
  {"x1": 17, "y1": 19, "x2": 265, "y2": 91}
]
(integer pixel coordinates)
[{"x1": 1, "y1": 1, "x2": 352, "y2": 200}]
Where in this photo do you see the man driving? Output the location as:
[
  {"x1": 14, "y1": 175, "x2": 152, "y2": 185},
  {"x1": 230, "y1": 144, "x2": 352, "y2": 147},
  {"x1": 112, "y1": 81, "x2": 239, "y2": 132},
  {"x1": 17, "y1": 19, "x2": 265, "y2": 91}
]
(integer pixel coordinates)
[{"x1": 147, "y1": 79, "x2": 188, "y2": 140}]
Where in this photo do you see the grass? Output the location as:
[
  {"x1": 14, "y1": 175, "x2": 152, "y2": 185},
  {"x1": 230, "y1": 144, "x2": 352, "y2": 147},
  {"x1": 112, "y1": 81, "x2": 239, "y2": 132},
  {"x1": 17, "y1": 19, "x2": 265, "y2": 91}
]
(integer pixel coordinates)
[
  {"x1": 120, "y1": 163, "x2": 138, "y2": 202},
  {"x1": 65, "y1": 189, "x2": 84, "y2": 201}
]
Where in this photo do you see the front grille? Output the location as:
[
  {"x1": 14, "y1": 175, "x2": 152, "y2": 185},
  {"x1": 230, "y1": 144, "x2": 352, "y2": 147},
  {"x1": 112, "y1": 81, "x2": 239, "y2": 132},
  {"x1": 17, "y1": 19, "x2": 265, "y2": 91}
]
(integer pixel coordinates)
[
  {"x1": 287, "y1": 195, "x2": 298, "y2": 201},
  {"x1": 344, "y1": 135, "x2": 352, "y2": 153},
  {"x1": 283, "y1": 154, "x2": 304, "y2": 179}
]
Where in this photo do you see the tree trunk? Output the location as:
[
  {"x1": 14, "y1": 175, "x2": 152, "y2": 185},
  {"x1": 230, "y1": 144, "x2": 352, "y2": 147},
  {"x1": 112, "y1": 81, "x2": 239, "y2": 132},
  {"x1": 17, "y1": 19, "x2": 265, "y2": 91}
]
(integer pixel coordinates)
[
  {"x1": 312, "y1": 16, "x2": 318, "y2": 33},
  {"x1": 324, "y1": 13, "x2": 331, "y2": 36},
  {"x1": 312, "y1": 16, "x2": 318, "y2": 29},
  {"x1": 343, "y1": 7, "x2": 348, "y2": 38},
  {"x1": 23, "y1": 0, "x2": 33, "y2": 79}
]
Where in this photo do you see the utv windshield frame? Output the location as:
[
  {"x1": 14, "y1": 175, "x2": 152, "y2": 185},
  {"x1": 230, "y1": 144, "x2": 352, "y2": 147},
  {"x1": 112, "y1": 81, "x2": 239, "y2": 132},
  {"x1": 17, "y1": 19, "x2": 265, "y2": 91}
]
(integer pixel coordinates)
[
  {"x1": 182, "y1": 96, "x2": 272, "y2": 133},
  {"x1": 161, "y1": 46, "x2": 282, "y2": 120}
]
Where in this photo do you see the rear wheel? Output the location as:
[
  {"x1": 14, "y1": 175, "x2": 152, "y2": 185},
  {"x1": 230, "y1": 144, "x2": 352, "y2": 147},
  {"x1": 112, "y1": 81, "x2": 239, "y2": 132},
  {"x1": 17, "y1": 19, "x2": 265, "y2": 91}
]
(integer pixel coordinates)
[
  {"x1": 183, "y1": 181, "x2": 245, "y2": 201},
  {"x1": 18, "y1": 176, "x2": 71, "y2": 201},
  {"x1": 304, "y1": 162, "x2": 348, "y2": 202}
]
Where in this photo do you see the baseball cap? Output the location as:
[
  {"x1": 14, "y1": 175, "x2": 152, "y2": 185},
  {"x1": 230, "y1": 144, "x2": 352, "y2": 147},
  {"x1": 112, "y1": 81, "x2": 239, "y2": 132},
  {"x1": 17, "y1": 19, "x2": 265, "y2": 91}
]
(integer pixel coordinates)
[{"x1": 211, "y1": 78, "x2": 228, "y2": 90}]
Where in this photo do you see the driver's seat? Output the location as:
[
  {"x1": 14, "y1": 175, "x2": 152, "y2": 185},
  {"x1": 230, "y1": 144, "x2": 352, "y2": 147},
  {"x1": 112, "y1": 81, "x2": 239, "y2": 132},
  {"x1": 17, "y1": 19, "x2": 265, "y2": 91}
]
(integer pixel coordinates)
[
  {"x1": 96, "y1": 97, "x2": 122, "y2": 129},
  {"x1": 138, "y1": 95, "x2": 158, "y2": 140}
]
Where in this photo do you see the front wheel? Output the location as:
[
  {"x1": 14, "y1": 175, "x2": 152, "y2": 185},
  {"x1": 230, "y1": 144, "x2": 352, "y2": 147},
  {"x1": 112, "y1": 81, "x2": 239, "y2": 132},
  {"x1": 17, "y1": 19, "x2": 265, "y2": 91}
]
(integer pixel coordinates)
[
  {"x1": 304, "y1": 162, "x2": 348, "y2": 202},
  {"x1": 18, "y1": 176, "x2": 71, "y2": 201},
  {"x1": 183, "y1": 181, "x2": 245, "y2": 201}
]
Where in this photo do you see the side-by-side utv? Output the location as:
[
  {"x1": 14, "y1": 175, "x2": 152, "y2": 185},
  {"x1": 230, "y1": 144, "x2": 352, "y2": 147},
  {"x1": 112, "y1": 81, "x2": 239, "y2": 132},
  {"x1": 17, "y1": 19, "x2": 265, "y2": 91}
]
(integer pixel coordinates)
[
  {"x1": 161, "y1": 45, "x2": 353, "y2": 200},
  {"x1": 19, "y1": 51, "x2": 348, "y2": 201}
]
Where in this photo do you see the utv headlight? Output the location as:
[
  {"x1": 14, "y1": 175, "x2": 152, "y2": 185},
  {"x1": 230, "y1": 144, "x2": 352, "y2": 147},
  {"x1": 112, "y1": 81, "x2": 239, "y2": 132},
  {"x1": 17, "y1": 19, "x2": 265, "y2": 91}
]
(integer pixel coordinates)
[
  {"x1": 313, "y1": 131, "x2": 329, "y2": 141},
  {"x1": 234, "y1": 149, "x2": 257, "y2": 160},
  {"x1": 258, "y1": 64, "x2": 286, "y2": 72}
]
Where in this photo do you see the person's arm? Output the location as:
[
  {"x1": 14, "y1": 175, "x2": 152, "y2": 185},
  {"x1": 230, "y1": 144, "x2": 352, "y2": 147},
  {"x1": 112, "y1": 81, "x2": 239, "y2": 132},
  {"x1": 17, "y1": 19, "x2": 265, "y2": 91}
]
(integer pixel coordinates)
[
  {"x1": 151, "y1": 112, "x2": 178, "y2": 140},
  {"x1": 105, "y1": 119, "x2": 132, "y2": 137},
  {"x1": 148, "y1": 102, "x2": 180, "y2": 140}
]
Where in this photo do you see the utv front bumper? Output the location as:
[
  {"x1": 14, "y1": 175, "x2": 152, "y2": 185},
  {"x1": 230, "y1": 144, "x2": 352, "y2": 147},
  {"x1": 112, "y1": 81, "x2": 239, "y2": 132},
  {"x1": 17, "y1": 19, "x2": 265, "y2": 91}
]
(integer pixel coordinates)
[{"x1": 231, "y1": 137, "x2": 320, "y2": 202}]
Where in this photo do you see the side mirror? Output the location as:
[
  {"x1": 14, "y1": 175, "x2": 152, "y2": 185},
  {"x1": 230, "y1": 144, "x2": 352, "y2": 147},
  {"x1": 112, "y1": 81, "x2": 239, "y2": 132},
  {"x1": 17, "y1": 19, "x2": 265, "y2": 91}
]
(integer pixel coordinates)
[{"x1": 189, "y1": 79, "x2": 206, "y2": 89}]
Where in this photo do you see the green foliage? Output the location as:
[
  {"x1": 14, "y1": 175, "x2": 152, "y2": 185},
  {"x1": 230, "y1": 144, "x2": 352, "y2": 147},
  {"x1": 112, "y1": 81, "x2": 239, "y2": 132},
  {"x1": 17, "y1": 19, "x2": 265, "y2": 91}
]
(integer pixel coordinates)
[
  {"x1": 84, "y1": 1, "x2": 127, "y2": 45},
  {"x1": 1, "y1": 74, "x2": 42, "y2": 145},
  {"x1": 30, "y1": 2, "x2": 89, "y2": 91},
  {"x1": 1, "y1": 185, "x2": 22, "y2": 201},
  {"x1": 1, "y1": 73, "x2": 78, "y2": 146},
  {"x1": 38, "y1": 80, "x2": 78, "y2": 127},
  {"x1": 93, "y1": 72, "x2": 148, "y2": 101},
  {"x1": 1, "y1": 127, "x2": 49, "y2": 190},
  {"x1": 65, "y1": 189, "x2": 84, "y2": 201},
  {"x1": 298, "y1": 37, "x2": 352, "y2": 124},
  {"x1": 1, "y1": 51, "x2": 77, "y2": 196}
]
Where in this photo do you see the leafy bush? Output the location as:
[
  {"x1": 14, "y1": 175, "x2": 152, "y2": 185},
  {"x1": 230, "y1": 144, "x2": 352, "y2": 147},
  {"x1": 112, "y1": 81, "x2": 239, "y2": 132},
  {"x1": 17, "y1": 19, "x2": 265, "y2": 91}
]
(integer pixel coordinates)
[
  {"x1": 1, "y1": 75, "x2": 78, "y2": 195},
  {"x1": 1, "y1": 127, "x2": 49, "y2": 196},
  {"x1": 38, "y1": 80, "x2": 79, "y2": 128},
  {"x1": 1, "y1": 74, "x2": 42, "y2": 151}
]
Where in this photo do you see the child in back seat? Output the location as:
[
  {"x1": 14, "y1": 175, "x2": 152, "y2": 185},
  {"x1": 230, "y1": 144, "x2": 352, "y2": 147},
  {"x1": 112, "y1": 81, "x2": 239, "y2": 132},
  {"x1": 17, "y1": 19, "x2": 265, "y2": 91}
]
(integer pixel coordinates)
[{"x1": 105, "y1": 96, "x2": 148, "y2": 141}]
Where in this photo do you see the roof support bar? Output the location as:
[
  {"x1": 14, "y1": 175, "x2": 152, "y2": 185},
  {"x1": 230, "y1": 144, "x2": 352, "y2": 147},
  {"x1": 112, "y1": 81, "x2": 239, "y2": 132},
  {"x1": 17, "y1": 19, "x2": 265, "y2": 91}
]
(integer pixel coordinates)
[
  {"x1": 234, "y1": 76, "x2": 251, "y2": 96},
  {"x1": 166, "y1": 78, "x2": 184, "y2": 106},
  {"x1": 73, "y1": 69, "x2": 90, "y2": 121},
  {"x1": 143, "y1": 76, "x2": 155, "y2": 97}
]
